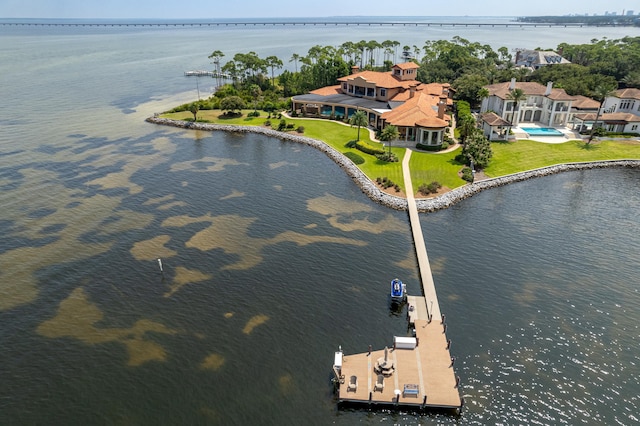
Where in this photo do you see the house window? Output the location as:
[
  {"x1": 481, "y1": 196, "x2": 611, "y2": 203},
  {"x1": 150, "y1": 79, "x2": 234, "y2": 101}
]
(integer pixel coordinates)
[
  {"x1": 621, "y1": 100, "x2": 636, "y2": 110},
  {"x1": 342, "y1": 83, "x2": 347, "y2": 91},
  {"x1": 366, "y1": 87, "x2": 375, "y2": 97},
  {"x1": 380, "y1": 88, "x2": 387, "y2": 97},
  {"x1": 632, "y1": 124, "x2": 638, "y2": 131}
]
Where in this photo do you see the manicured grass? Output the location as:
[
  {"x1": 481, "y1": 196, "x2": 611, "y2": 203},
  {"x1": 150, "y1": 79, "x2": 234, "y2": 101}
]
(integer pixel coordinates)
[
  {"x1": 485, "y1": 139, "x2": 640, "y2": 177},
  {"x1": 409, "y1": 147, "x2": 467, "y2": 191},
  {"x1": 162, "y1": 110, "x2": 640, "y2": 193}
]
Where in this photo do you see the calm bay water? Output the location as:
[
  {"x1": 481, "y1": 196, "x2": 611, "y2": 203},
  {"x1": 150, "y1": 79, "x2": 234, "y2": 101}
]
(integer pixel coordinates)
[{"x1": 0, "y1": 18, "x2": 639, "y2": 425}]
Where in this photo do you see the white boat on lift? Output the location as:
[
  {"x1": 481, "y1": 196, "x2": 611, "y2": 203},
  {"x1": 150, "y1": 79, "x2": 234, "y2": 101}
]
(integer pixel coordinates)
[{"x1": 390, "y1": 278, "x2": 407, "y2": 303}]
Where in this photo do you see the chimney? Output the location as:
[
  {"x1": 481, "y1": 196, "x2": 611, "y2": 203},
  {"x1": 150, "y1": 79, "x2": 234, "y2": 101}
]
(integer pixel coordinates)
[
  {"x1": 557, "y1": 47, "x2": 563, "y2": 57},
  {"x1": 351, "y1": 65, "x2": 360, "y2": 74},
  {"x1": 509, "y1": 78, "x2": 516, "y2": 90},
  {"x1": 438, "y1": 96, "x2": 446, "y2": 119},
  {"x1": 545, "y1": 81, "x2": 553, "y2": 96},
  {"x1": 409, "y1": 84, "x2": 417, "y2": 99}
]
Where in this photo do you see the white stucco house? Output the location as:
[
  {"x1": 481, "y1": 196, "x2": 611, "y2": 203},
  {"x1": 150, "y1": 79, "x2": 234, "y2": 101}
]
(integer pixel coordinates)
[
  {"x1": 602, "y1": 88, "x2": 640, "y2": 116},
  {"x1": 572, "y1": 88, "x2": 640, "y2": 133},
  {"x1": 480, "y1": 79, "x2": 576, "y2": 127}
]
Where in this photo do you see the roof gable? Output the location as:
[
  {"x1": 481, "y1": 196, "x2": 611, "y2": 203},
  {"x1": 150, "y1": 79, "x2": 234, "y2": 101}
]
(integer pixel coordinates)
[{"x1": 381, "y1": 92, "x2": 449, "y2": 128}]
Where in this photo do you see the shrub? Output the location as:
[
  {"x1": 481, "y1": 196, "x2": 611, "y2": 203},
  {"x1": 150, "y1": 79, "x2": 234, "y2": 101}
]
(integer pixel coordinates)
[
  {"x1": 418, "y1": 181, "x2": 442, "y2": 195},
  {"x1": 416, "y1": 143, "x2": 443, "y2": 151},
  {"x1": 286, "y1": 123, "x2": 295, "y2": 130},
  {"x1": 344, "y1": 152, "x2": 365, "y2": 165},
  {"x1": 296, "y1": 126, "x2": 305, "y2": 133},
  {"x1": 345, "y1": 140, "x2": 357, "y2": 148},
  {"x1": 247, "y1": 110, "x2": 260, "y2": 117},
  {"x1": 264, "y1": 120, "x2": 271, "y2": 127},
  {"x1": 375, "y1": 152, "x2": 398, "y2": 162},
  {"x1": 355, "y1": 140, "x2": 385, "y2": 155},
  {"x1": 461, "y1": 167, "x2": 474, "y2": 183},
  {"x1": 277, "y1": 119, "x2": 287, "y2": 131},
  {"x1": 376, "y1": 177, "x2": 400, "y2": 190}
]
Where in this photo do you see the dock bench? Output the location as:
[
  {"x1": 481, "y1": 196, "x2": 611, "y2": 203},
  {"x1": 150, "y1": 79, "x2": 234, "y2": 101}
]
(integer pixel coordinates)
[{"x1": 403, "y1": 384, "x2": 419, "y2": 397}]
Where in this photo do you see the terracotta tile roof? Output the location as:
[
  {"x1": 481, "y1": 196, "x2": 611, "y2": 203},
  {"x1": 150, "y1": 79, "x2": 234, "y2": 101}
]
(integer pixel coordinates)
[
  {"x1": 381, "y1": 92, "x2": 449, "y2": 128},
  {"x1": 393, "y1": 62, "x2": 420, "y2": 70},
  {"x1": 486, "y1": 81, "x2": 575, "y2": 101},
  {"x1": 310, "y1": 85, "x2": 341, "y2": 96},
  {"x1": 390, "y1": 84, "x2": 452, "y2": 104},
  {"x1": 571, "y1": 95, "x2": 600, "y2": 110},
  {"x1": 614, "y1": 88, "x2": 640, "y2": 100},
  {"x1": 574, "y1": 112, "x2": 640, "y2": 122},
  {"x1": 480, "y1": 112, "x2": 511, "y2": 126},
  {"x1": 338, "y1": 70, "x2": 418, "y2": 89}
]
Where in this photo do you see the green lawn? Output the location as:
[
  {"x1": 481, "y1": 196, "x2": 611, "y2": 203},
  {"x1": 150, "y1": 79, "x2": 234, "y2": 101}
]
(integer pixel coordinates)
[
  {"x1": 409, "y1": 147, "x2": 467, "y2": 191},
  {"x1": 485, "y1": 139, "x2": 640, "y2": 177},
  {"x1": 161, "y1": 110, "x2": 640, "y2": 194}
]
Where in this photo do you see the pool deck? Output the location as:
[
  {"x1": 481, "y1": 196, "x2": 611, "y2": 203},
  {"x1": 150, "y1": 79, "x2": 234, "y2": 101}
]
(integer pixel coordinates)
[{"x1": 515, "y1": 124, "x2": 583, "y2": 144}]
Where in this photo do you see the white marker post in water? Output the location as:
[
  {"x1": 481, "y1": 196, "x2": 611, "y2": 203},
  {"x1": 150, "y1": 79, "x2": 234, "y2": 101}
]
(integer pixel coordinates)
[{"x1": 157, "y1": 258, "x2": 163, "y2": 272}]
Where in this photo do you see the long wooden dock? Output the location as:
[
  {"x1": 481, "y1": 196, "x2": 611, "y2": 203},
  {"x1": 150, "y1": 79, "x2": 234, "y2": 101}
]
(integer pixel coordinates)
[{"x1": 334, "y1": 148, "x2": 461, "y2": 412}]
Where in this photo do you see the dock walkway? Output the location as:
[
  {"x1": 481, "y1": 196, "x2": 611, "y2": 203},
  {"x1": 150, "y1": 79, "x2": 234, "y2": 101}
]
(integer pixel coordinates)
[
  {"x1": 335, "y1": 148, "x2": 461, "y2": 411},
  {"x1": 402, "y1": 149, "x2": 442, "y2": 320}
]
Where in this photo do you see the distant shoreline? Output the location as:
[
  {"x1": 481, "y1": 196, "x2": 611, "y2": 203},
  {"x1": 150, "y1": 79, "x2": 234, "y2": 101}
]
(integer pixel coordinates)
[
  {"x1": 147, "y1": 117, "x2": 640, "y2": 213},
  {"x1": 3, "y1": 15, "x2": 637, "y2": 27}
]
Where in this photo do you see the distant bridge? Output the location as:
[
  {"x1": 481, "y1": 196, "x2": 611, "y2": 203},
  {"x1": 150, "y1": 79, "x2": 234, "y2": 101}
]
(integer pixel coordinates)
[{"x1": 0, "y1": 21, "x2": 631, "y2": 28}]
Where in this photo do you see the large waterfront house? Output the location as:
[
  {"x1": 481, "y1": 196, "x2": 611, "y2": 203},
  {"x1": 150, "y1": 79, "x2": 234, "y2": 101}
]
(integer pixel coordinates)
[
  {"x1": 514, "y1": 49, "x2": 571, "y2": 70},
  {"x1": 572, "y1": 89, "x2": 640, "y2": 133},
  {"x1": 291, "y1": 63, "x2": 453, "y2": 147},
  {"x1": 479, "y1": 79, "x2": 576, "y2": 137}
]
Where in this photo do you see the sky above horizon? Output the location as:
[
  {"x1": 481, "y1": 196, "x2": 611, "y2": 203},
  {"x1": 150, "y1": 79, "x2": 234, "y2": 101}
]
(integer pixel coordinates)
[{"x1": 0, "y1": 0, "x2": 635, "y2": 19}]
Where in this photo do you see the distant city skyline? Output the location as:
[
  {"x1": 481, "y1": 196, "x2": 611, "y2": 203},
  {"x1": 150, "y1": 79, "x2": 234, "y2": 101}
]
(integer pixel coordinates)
[{"x1": 0, "y1": 0, "x2": 637, "y2": 19}]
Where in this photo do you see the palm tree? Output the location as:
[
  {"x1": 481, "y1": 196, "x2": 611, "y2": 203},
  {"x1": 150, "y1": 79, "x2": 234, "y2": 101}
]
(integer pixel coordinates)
[
  {"x1": 289, "y1": 53, "x2": 300, "y2": 73},
  {"x1": 588, "y1": 84, "x2": 616, "y2": 144},
  {"x1": 477, "y1": 87, "x2": 490, "y2": 110},
  {"x1": 349, "y1": 110, "x2": 368, "y2": 141},
  {"x1": 380, "y1": 125, "x2": 399, "y2": 154},
  {"x1": 189, "y1": 101, "x2": 201, "y2": 122},
  {"x1": 458, "y1": 114, "x2": 477, "y2": 143},
  {"x1": 506, "y1": 88, "x2": 526, "y2": 126}
]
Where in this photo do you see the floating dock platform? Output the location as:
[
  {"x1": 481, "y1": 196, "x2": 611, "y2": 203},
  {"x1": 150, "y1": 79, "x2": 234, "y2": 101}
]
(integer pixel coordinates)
[{"x1": 334, "y1": 298, "x2": 461, "y2": 412}]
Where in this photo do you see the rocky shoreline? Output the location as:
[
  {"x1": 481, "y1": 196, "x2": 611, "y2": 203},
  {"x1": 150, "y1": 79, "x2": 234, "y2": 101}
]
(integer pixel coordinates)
[{"x1": 146, "y1": 117, "x2": 640, "y2": 212}]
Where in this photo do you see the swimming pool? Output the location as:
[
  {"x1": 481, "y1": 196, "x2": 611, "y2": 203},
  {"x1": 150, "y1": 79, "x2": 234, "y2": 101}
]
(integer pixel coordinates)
[{"x1": 521, "y1": 127, "x2": 564, "y2": 136}]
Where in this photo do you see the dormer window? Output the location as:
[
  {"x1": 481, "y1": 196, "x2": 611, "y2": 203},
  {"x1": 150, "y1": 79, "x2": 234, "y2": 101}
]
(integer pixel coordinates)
[{"x1": 380, "y1": 88, "x2": 387, "y2": 97}]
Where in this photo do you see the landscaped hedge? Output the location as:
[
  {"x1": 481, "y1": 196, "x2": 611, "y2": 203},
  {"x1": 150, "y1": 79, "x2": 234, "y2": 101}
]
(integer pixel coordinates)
[
  {"x1": 344, "y1": 151, "x2": 365, "y2": 164},
  {"x1": 416, "y1": 143, "x2": 443, "y2": 151},
  {"x1": 355, "y1": 140, "x2": 385, "y2": 155}
]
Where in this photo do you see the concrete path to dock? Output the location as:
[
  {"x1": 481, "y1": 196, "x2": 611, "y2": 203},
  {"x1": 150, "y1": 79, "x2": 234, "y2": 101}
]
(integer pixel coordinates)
[{"x1": 401, "y1": 148, "x2": 442, "y2": 320}]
